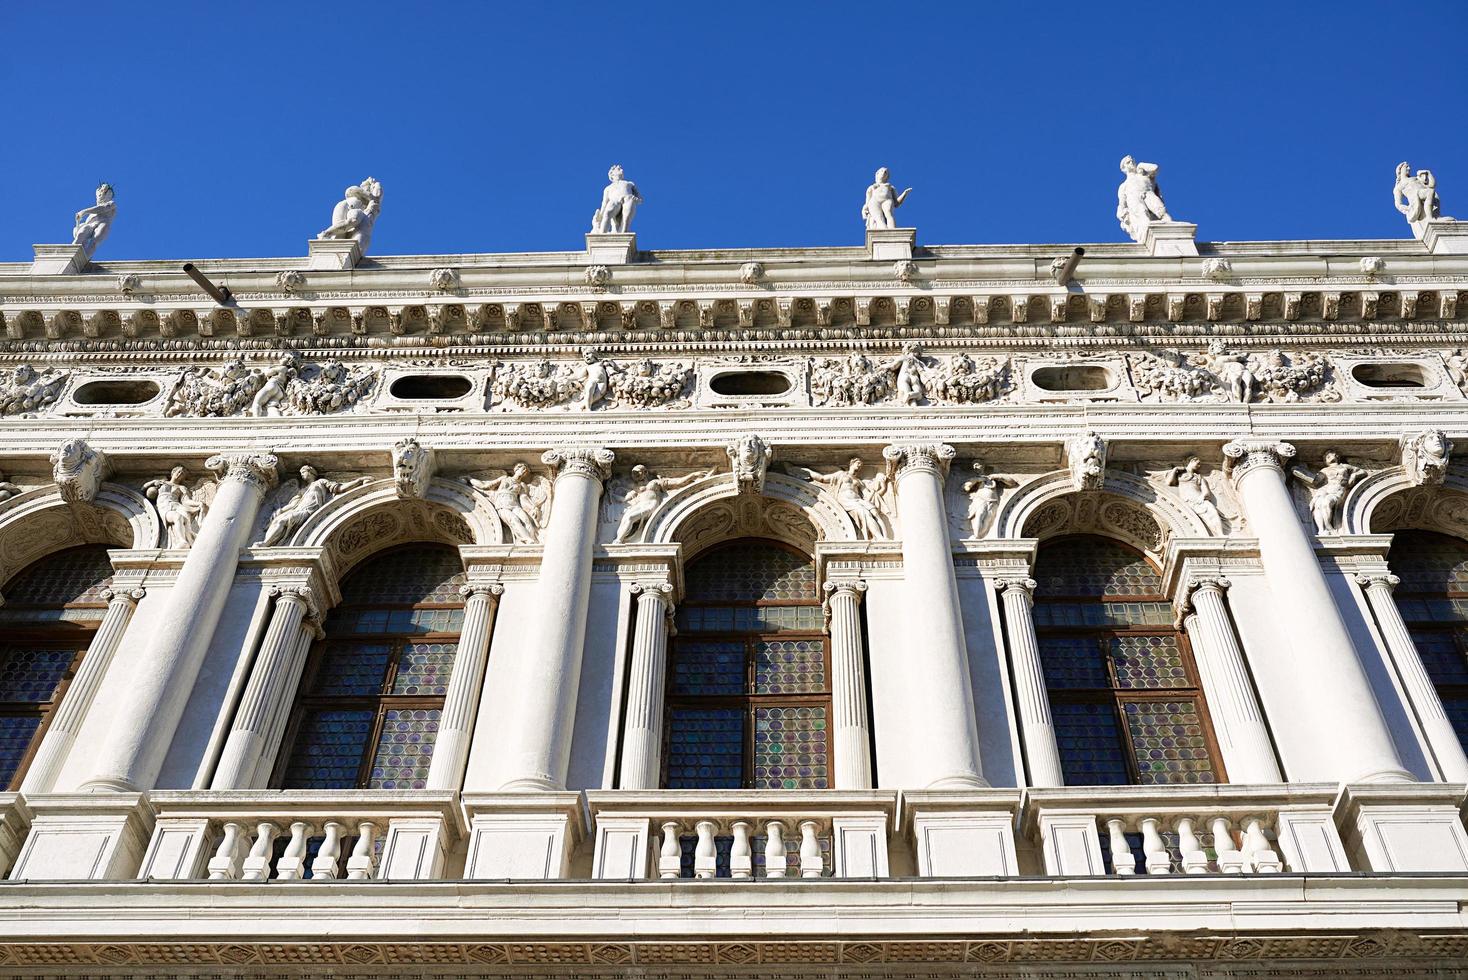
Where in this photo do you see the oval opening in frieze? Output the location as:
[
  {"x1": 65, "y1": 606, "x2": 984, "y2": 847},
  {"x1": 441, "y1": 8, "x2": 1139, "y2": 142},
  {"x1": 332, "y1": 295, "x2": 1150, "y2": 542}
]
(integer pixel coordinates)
[
  {"x1": 1351, "y1": 363, "x2": 1428, "y2": 388},
  {"x1": 72, "y1": 379, "x2": 161, "y2": 405},
  {"x1": 389, "y1": 375, "x2": 473, "y2": 399},
  {"x1": 709, "y1": 371, "x2": 792, "y2": 396},
  {"x1": 1031, "y1": 366, "x2": 1112, "y2": 391}
]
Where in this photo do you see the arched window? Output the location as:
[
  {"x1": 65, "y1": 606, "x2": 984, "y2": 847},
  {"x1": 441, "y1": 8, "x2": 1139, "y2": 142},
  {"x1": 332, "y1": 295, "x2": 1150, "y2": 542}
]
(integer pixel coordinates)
[
  {"x1": 665, "y1": 539, "x2": 829, "y2": 789},
  {"x1": 1031, "y1": 535, "x2": 1223, "y2": 785},
  {"x1": 1387, "y1": 529, "x2": 1468, "y2": 749},
  {"x1": 0, "y1": 545, "x2": 113, "y2": 788},
  {"x1": 275, "y1": 544, "x2": 465, "y2": 790}
]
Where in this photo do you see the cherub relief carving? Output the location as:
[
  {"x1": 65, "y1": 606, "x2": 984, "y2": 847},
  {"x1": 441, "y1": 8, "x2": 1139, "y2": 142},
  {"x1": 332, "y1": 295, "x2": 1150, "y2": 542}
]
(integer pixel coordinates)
[
  {"x1": 466, "y1": 463, "x2": 553, "y2": 544},
  {"x1": 0, "y1": 364, "x2": 69, "y2": 417}
]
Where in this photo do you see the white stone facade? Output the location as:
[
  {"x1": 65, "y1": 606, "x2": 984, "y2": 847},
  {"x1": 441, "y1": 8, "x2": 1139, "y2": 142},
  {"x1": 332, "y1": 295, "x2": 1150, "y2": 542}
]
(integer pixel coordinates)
[{"x1": 0, "y1": 223, "x2": 1467, "y2": 978}]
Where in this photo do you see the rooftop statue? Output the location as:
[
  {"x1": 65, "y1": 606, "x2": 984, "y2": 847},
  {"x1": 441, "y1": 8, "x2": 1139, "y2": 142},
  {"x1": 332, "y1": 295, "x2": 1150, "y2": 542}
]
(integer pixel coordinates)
[
  {"x1": 1116, "y1": 155, "x2": 1172, "y2": 243},
  {"x1": 1393, "y1": 162, "x2": 1448, "y2": 239},
  {"x1": 319, "y1": 177, "x2": 384, "y2": 252},
  {"x1": 71, "y1": 183, "x2": 117, "y2": 259},
  {"x1": 591, "y1": 165, "x2": 642, "y2": 234},
  {"x1": 862, "y1": 167, "x2": 911, "y2": 230}
]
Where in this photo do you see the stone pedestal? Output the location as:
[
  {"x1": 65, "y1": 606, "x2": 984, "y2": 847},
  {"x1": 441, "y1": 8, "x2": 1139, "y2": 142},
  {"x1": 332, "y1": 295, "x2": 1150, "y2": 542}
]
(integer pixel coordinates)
[
  {"x1": 306, "y1": 238, "x2": 362, "y2": 270},
  {"x1": 31, "y1": 244, "x2": 90, "y2": 276},
  {"x1": 462, "y1": 793, "x2": 584, "y2": 879},
  {"x1": 902, "y1": 790, "x2": 1021, "y2": 876},
  {"x1": 10, "y1": 794, "x2": 152, "y2": 881},
  {"x1": 586, "y1": 232, "x2": 637, "y2": 265},
  {"x1": 866, "y1": 228, "x2": 915, "y2": 261},
  {"x1": 1422, "y1": 220, "x2": 1468, "y2": 254},
  {"x1": 1142, "y1": 221, "x2": 1199, "y2": 257},
  {"x1": 1337, "y1": 783, "x2": 1468, "y2": 872}
]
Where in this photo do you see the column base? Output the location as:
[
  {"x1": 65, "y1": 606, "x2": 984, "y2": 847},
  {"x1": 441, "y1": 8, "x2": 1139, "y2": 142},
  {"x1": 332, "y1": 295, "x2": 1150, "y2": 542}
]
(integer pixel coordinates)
[
  {"x1": 306, "y1": 238, "x2": 363, "y2": 270},
  {"x1": 496, "y1": 774, "x2": 565, "y2": 792},
  {"x1": 585, "y1": 232, "x2": 637, "y2": 264},
  {"x1": 77, "y1": 776, "x2": 141, "y2": 794},
  {"x1": 926, "y1": 773, "x2": 990, "y2": 790},
  {"x1": 1142, "y1": 221, "x2": 1199, "y2": 256},
  {"x1": 1349, "y1": 767, "x2": 1417, "y2": 784}
]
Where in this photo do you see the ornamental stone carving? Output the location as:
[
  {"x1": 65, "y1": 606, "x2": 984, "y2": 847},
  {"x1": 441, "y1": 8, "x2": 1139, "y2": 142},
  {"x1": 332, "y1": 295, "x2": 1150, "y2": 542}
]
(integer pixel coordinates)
[
  {"x1": 1066, "y1": 432, "x2": 1107, "y2": 491},
  {"x1": 1360, "y1": 255, "x2": 1386, "y2": 279},
  {"x1": 584, "y1": 265, "x2": 611, "y2": 289},
  {"x1": 169, "y1": 355, "x2": 377, "y2": 418},
  {"x1": 1129, "y1": 351, "x2": 1216, "y2": 402},
  {"x1": 783, "y1": 459, "x2": 892, "y2": 540},
  {"x1": 1253, "y1": 350, "x2": 1332, "y2": 402},
  {"x1": 144, "y1": 466, "x2": 212, "y2": 549},
  {"x1": 893, "y1": 259, "x2": 917, "y2": 283},
  {"x1": 996, "y1": 577, "x2": 1037, "y2": 600},
  {"x1": 0, "y1": 364, "x2": 68, "y2": 416},
  {"x1": 1197, "y1": 341, "x2": 1257, "y2": 403},
  {"x1": 888, "y1": 344, "x2": 927, "y2": 405},
  {"x1": 319, "y1": 177, "x2": 384, "y2": 253},
  {"x1": 862, "y1": 167, "x2": 911, "y2": 230},
  {"x1": 1202, "y1": 257, "x2": 1232, "y2": 281},
  {"x1": 1291, "y1": 450, "x2": 1366, "y2": 535},
  {"x1": 71, "y1": 183, "x2": 117, "y2": 259},
  {"x1": 256, "y1": 465, "x2": 368, "y2": 546},
  {"x1": 391, "y1": 437, "x2": 434, "y2": 499},
  {"x1": 1116, "y1": 156, "x2": 1172, "y2": 243},
  {"x1": 467, "y1": 463, "x2": 553, "y2": 544},
  {"x1": 542, "y1": 447, "x2": 615, "y2": 483},
  {"x1": 811, "y1": 350, "x2": 1009, "y2": 407},
  {"x1": 1165, "y1": 456, "x2": 1227, "y2": 535},
  {"x1": 1394, "y1": 162, "x2": 1446, "y2": 239},
  {"x1": 883, "y1": 443, "x2": 956, "y2": 480},
  {"x1": 1402, "y1": 429, "x2": 1453, "y2": 486},
  {"x1": 492, "y1": 359, "x2": 579, "y2": 410},
  {"x1": 429, "y1": 268, "x2": 460, "y2": 291},
  {"x1": 493, "y1": 355, "x2": 691, "y2": 412},
  {"x1": 739, "y1": 261, "x2": 765, "y2": 284},
  {"x1": 590, "y1": 165, "x2": 641, "y2": 234},
  {"x1": 727, "y1": 434, "x2": 771, "y2": 496},
  {"x1": 51, "y1": 438, "x2": 109, "y2": 504},
  {"x1": 613, "y1": 465, "x2": 715, "y2": 544},
  {"x1": 810, "y1": 352, "x2": 895, "y2": 406},
  {"x1": 609, "y1": 357, "x2": 693, "y2": 409},
  {"x1": 935, "y1": 353, "x2": 1009, "y2": 404},
  {"x1": 1222, "y1": 439, "x2": 1296, "y2": 481},
  {"x1": 205, "y1": 453, "x2": 280, "y2": 494},
  {"x1": 117, "y1": 274, "x2": 142, "y2": 296},
  {"x1": 282, "y1": 359, "x2": 378, "y2": 415},
  {"x1": 961, "y1": 462, "x2": 1017, "y2": 539},
  {"x1": 0, "y1": 470, "x2": 21, "y2": 502},
  {"x1": 167, "y1": 357, "x2": 266, "y2": 418},
  {"x1": 275, "y1": 270, "x2": 306, "y2": 293}
]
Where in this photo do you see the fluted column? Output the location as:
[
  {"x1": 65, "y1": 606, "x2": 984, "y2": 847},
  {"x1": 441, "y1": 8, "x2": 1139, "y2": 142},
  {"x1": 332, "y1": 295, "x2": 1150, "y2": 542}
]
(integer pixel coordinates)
[
  {"x1": 1357, "y1": 572, "x2": 1468, "y2": 782},
  {"x1": 825, "y1": 579, "x2": 873, "y2": 789},
  {"x1": 211, "y1": 586, "x2": 317, "y2": 789},
  {"x1": 82, "y1": 453, "x2": 279, "y2": 792},
  {"x1": 21, "y1": 587, "x2": 144, "y2": 794},
  {"x1": 1221, "y1": 440, "x2": 1410, "y2": 783},
  {"x1": 881, "y1": 443, "x2": 986, "y2": 788},
  {"x1": 996, "y1": 578, "x2": 1064, "y2": 788},
  {"x1": 498, "y1": 447, "x2": 614, "y2": 791},
  {"x1": 251, "y1": 621, "x2": 318, "y2": 788},
  {"x1": 618, "y1": 579, "x2": 674, "y2": 790},
  {"x1": 1177, "y1": 577, "x2": 1283, "y2": 784},
  {"x1": 426, "y1": 583, "x2": 504, "y2": 790}
]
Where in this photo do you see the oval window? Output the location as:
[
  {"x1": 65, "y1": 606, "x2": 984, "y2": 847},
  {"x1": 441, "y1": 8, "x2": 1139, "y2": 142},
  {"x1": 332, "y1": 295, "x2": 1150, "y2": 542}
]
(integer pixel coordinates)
[
  {"x1": 709, "y1": 371, "x2": 792, "y2": 396},
  {"x1": 72, "y1": 379, "x2": 161, "y2": 405},
  {"x1": 390, "y1": 374, "x2": 473, "y2": 399},
  {"x1": 1351, "y1": 363, "x2": 1428, "y2": 388},
  {"x1": 1031, "y1": 366, "x2": 1112, "y2": 391}
]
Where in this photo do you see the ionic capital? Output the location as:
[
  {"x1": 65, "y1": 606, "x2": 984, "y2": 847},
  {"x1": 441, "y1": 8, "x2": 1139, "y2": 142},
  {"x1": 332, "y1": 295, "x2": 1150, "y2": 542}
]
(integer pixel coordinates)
[
  {"x1": 1354, "y1": 572, "x2": 1401, "y2": 594},
  {"x1": 206, "y1": 452, "x2": 280, "y2": 493},
  {"x1": 1221, "y1": 439, "x2": 1295, "y2": 482},
  {"x1": 630, "y1": 580, "x2": 675, "y2": 602},
  {"x1": 460, "y1": 582, "x2": 506, "y2": 602},
  {"x1": 1187, "y1": 575, "x2": 1232, "y2": 598},
  {"x1": 542, "y1": 446, "x2": 615, "y2": 483},
  {"x1": 882, "y1": 443, "x2": 956, "y2": 480},
  {"x1": 99, "y1": 587, "x2": 145, "y2": 607},
  {"x1": 269, "y1": 584, "x2": 320, "y2": 621},
  {"x1": 823, "y1": 579, "x2": 868, "y2": 603},
  {"x1": 996, "y1": 577, "x2": 1038, "y2": 601}
]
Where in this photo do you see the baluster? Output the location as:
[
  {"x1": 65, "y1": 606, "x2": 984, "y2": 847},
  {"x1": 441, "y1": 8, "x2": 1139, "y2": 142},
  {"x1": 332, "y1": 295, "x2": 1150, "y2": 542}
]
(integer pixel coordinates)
[
  {"x1": 1212, "y1": 817, "x2": 1245, "y2": 873},
  {"x1": 729, "y1": 822, "x2": 753, "y2": 879},
  {"x1": 1242, "y1": 817, "x2": 1281, "y2": 873},
  {"x1": 693, "y1": 820, "x2": 718, "y2": 879},
  {"x1": 657, "y1": 821, "x2": 682, "y2": 879},
  {"x1": 311, "y1": 821, "x2": 346, "y2": 880},
  {"x1": 1106, "y1": 818, "x2": 1135, "y2": 875},
  {"x1": 1140, "y1": 817, "x2": 1170, "y2": 874},
  {"x1": 275, "y1": 821, "x2": 314, "y2": 881},
  {"x1": 240, "y1": 821, "x2": 280, "y2": 881},
  {"x1": 798, "y1": 820, "x2": 823, "y2": 879},
  {"x1": 764, "y1": 821, "x2": 789, "y2": 878},
  {"x1": 206, "y1": 822, "x2": 247, "y2": 881},
  {"x1": 345, "y1": 821, "x2": 377, "y2": 881},
  {"x1": 1176, "y1": 817, "x2": 1209, "y2": 874}
]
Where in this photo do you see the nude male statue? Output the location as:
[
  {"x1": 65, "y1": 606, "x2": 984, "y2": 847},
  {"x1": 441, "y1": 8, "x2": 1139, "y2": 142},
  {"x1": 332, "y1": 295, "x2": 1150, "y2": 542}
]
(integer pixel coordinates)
[
  {"x1": 591, "y1": 165, "x2": 642, "y2": 234},
  {"x1": 862, "y1": 167, "x2": 911, "y2": 230}
]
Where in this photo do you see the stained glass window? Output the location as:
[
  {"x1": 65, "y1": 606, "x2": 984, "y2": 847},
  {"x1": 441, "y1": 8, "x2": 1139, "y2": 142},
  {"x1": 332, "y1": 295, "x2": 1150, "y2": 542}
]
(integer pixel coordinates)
[
  {"x1": 1029, "y1": 535, "x2": 1223, "y2": 786},
  {"x1": 278, "y1": 544, "x2": 464, "y2": 790},
  {"x1": 663, "y1": 540, "x2": 830, "y2": 789},
  {"x1": 1388, "y1": 530, "x2": 1468, "y2": 749},
  {"x1": 0, "y1": 545, "x2": 107, "y2": 788}
]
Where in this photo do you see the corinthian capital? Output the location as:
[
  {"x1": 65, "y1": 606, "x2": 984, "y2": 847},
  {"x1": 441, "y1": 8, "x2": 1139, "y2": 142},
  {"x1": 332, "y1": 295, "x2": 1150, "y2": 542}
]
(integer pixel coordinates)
[
  {"x1": 1221, "y1": 439, "x2": 1295, "y2": 482},
  {"x1": 205, "y1": 452, "x2": 280, "y2": 492},
  {"x1": 542, "y1": 446, "x2": 615, "y2": 483},
  {"x1": 882, "y1": 443, "x2": 956, "y2": 480},
  {"x1": 269, "y1": 584, "x2": 320, "y2": 621}
]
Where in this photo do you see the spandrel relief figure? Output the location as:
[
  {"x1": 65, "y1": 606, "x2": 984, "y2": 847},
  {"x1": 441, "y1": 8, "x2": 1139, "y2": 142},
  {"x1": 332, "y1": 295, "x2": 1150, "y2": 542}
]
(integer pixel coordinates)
[
  {"x1": 862, "y1": 167, "x2": 911, "y2": 230},
  {"x1": 1196, "y1": 341, "x2": 1258, "y2": 403},
  {"x1": 71, "y1": 183, "x2": 117, "y2": 259},
  {"x1": 1394, "y1": 162, "x2": 1448, "y2": 238},
  {"x1": 257, "y1": 465, "x2": 371, "y2": 547},
  {"x1": 0, "y1": 364, "x2": 69, "y2": 417},
  {"x1": 885, "y1": 344, "x2": 928, "y2": 406},
  {"x1": 1165, "y1": 456, "x2": 1227, "y2": 535},
  {"x1": 467, "y1": 463, "x2": 553, "y2": 545},
  {"x1": 1291, "y1": 450, "x2": 1365, "y2": 535},
  {"x1": 583, "y1": 351, "x2": 613, "y2": 410},
  {"x1": 319, "y1": 177, "x2": 384, "y2": 253},
  {"x1": 249, "y1": 354, "x2": 300, "y2": 417},
  {"x1": 784, "y1": 458, "x2": 892, "y2": 540},
  {"x1": 614, "y1": 465, "x2": 716, "y2": 544},
  {"x1": 144, "y1": 466, "x2": 214, "y2": 549},
  {"x1": 1116, "y1": 155, "x2": 1171, "y2": 243},
  {"x1": 961, "y1": 463, "x2": 1017, "y2": 539},
  {"x1": 591, "y1": 165, "x2": 642, "y2": 234}
]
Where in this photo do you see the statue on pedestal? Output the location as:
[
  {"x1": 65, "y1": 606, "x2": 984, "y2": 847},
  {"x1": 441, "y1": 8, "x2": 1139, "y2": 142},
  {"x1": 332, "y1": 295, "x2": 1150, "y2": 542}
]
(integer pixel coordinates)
[
  {"x1": 71, "y1": 183, "x2": 117, "y2": 259},
  {"x1": 862, "y1": 167, "x2": 911, "y2": 230},
  {"x1": 591, "y1": 165, "x2": 642, "y2": 234},
  {"x1": 319, "y1": 178, "x2": 384, "y2": 252},
  {"x1": 1116, "y1": 156, "x2": 1171, "y2": 243},
  {"x1": 1393, "y1": 162, "x2": 1447, "y2": 239}
]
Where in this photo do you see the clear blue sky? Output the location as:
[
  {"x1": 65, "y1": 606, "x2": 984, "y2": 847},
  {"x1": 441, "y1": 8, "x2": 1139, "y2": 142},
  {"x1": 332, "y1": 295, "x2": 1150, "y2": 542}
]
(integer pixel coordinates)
[{"x1": 4, "y1": 1, "x2": 1466, "y2": 261}]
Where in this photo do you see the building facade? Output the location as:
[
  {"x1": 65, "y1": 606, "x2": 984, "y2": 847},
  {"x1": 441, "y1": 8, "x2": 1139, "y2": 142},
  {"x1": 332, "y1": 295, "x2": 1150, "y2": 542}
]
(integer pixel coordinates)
[{"x1": 1, "y1": 172, "x2": 1468, "y2": 978}]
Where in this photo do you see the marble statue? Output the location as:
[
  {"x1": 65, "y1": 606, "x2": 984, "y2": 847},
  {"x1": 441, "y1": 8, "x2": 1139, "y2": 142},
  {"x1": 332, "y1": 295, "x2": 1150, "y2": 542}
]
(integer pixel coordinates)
[
  {"x1": 1067, "y1": 432, "x2": 1108, "y2": 492},
  {"x1": 1166, "y1": 456, "x2": 1226, "y2": 535},
  {"x1": 1402, "y1": 429, "x2": 1452, "y2": 487},
  {"x1": 614, "y1": 464, "x2": 715, "y2": 544},
  {"x1": 71, "y1": 183, "x2": 117, "y2": 259},
  {"x1": 392, "y1": 437, "x2": 434, "y2": 499},
  {"x1": 249, "y1": 354, "x2": 300, "y2": 417},
  {"x1": 1199, "y1": 340, "x2": 1258, "y2": 403},
  {"x1": 727, "y1": 434, "x2": 772, "y2": 496},
  {"x1": 1393, "y1": 162, "x2": 1446, "y2": 239},
  {"x1": 1116, "y1": 156, "x2": 1171, "y2": 243},
  {"x1": 319, "y1": 178, "x2": 384, "y2": 252},
  {"x1": 0, "y1": 469, "x2": 22, "y2": 503},
  {"x1": 144, "y1": 466, "x2": 210, "y2": 549},
  {"x1": 591, "y1": 165, "x2": 642, "y2": 234},
  {"x1": 468, "y1": 463, "x2": 553, "y2": 544},
  {"x1": 862, "y1": 167, "x2": 911, "y2": 230},
  {"x1": 961, "y1": 463, "x2": 1017, "y2": 539},
  {"x1": 786, "y1": 459, "x2": 891, "y2": 540},
  {"x1": 258, "y1": 466, "x2": 371, "y2": 547},
  {"x1": 885, "y1": 344, "x2": 928, "y2": 406},
  {"x1": 583, "y1": 351, "x2": 614, "y2": 411},
  {"x1": 51, "y1": 438, "x2": 109, "y2": 504},
  {"x1": 1291, "y1": 450, "x2": 1365, "y2": 535}
]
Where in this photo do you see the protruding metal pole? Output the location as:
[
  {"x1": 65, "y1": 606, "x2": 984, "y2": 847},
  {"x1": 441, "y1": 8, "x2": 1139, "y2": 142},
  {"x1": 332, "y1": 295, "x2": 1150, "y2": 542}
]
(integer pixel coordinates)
[
  {"x1": 182, "y1": 262, "x2": 233, "y2": 305},
  {"x1": 1053, "y1": 247, "x2": 1085, "y2": 286}
]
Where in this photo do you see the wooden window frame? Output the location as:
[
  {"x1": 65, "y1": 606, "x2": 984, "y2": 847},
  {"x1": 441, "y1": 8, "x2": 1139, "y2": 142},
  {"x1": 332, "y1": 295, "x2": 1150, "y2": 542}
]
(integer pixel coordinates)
[{"x1": 1389, "y1": 530, "x2": 1468, "y2": 743}]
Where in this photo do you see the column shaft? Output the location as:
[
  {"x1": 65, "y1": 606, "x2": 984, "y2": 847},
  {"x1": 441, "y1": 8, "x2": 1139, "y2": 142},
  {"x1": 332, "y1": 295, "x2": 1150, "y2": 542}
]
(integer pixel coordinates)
[
  {"x1": 826, "y1": 581, "x2": 873, "y2": 789},
  {"x1": 426, "y1": 584, "x2": 502, "y2": 790},
  {"x1": 618, "y1": 582, "x2": 673, "y2": 790},
  {"x1": 882, "y1": 444, "x2": 986, "y2": 788},
  {"x1": 250, "y1": 623, "x2": 316, "y2": 788},
  {"x1": 997, "y1": 579, "x2": 1065, "y2": 788},
  {"x1": 21, "y1": 588, "x2": 143, "y2": 794},
  {"x1": 81, "y1": 453, "x2": 278, "y2": 792}
]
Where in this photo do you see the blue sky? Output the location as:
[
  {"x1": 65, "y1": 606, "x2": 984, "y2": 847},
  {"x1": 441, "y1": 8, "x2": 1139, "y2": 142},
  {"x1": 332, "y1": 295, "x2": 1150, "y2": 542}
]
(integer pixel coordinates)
[{"x1": 4, "y1": 1, "x2": 1466, "y2": 261}]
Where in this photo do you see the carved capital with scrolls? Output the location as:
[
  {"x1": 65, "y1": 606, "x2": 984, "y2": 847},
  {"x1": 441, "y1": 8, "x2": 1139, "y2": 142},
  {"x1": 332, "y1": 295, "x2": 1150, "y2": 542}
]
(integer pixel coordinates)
[
  {"x1": 823, "y1": 579, "x2": 868, "y2": 605},
  {"x1": 882, "y1": 443, "x2": 955, "y2": 480},
  {"x1": 1221, "y1": 439, "x2": 1295, "y2": 482},
  {"x1": 460, "y1": 582, "x2": 506, "y2": 602},
  {"x1": 1354, "y1": 572, "x2": 1401, "y2": 594},
  {"x1": 99, "y1": 587, "x2": 146, "y2": 607},
  {"x1": 269, "y1": 584, "x2": 320, "y2": 623},
  {"x1": 996, "y1": 577, "x2": 1038, "y2": 602},
  {"x1": 542, "y1": 446, "x2": 615, "y2": 484},
  {"x1": 205, "y1": 452, "x2": 280, "y2": 494}
]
